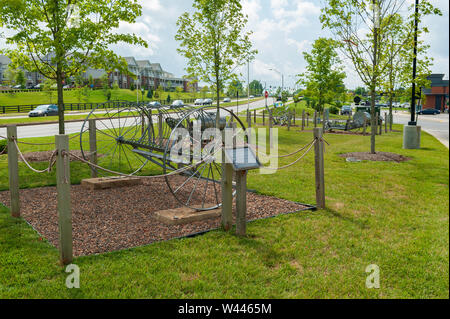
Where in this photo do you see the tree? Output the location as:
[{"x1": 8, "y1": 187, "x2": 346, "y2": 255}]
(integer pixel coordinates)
[
  {"x1": 175, "y1": 86, "x2": 183, "y2": 99},
  {"x1": 297, "y1": 38, "x2": 346, "y2": 114},
  {"x1": 166, "y1": 94, "x2": 171, "y2": 104},
  {"x1": 355, "y1": 87, "x2": 368, "y2": 96},
  {"x1": 15, "y1": 69, "x2": 26, "y2": 88},
  {"x1": 43, "y1": 78, "x2": 56, "y2": 103},
  {"x1": 321, "y1": 0, "x2": 441, "y2": 153},
  {"x1": 166, "y1": 81, "x2": 172, "y2": 92},
  {"x1": 200, "y1": 86, "x2": 209, "y2": 99},
  {"x1": 175, "y1": 0, "x2": 256, "y2": 128},
  {"x1": 249, "y1": 80, "x2": 263, "y2": 96},
  {"x1": 147, "y1": 88, "x2": 153, "y2": 100},
  {"x1": 226, "y1": 79, "x2": 244, "y2": 97},
  {"x1": 100, "y1": 73, "x2": 110, "y2": 100},
  {"x1": 0, "y1": 0, "x2": 147, "y2": 134},
  {"x1": 4, "y1": 66, "x2": 17, "y2": 86}
]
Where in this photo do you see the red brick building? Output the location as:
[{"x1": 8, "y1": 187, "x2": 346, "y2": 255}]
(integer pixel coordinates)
[{"x1": 422, "y1": 74, "x2": 449, "y2": 112}]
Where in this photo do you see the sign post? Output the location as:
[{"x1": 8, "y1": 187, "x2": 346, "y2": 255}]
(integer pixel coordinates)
[{"x1": 223, "y1": 146, "x2": 261, "y2": 236}]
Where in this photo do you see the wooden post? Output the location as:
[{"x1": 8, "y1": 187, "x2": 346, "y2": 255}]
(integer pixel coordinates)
[
  {"x1": 253, "y1": 109, "x2": 256, "y2": 124},
  {"x1": 287, "y1": 111, "x2": 291, "y2": 131},
  {"x1": 293, "y1": 109, "x2": 296, "y2": 125},
  {"x1": 302, "y1": 110, "x2": 305, "y2": 130},
  {"x1": 269, "y1": 111, "x2": 273, "y2": 149},
  {"x1": 247, "y1": 110, "x2": 251, "y2": 128},
  {"x1": 313, "y1": 128, "x2": 325, "y2": 209},
  {"x1": 236, "y1": 170, "x2": 247, "y2": 236},
  {"x1": 158, "y1": 113, "x2": 163, "y2": 142},
  {"x1": 262, "y1": 110, "x2": 265, "y2": 126},
  {"x1": 56, "y1": 135, "x2": 73, "y2": 265},
  {"x1": 88, "y1": 119, "x2": 97, "y2": 178},
  {"x1": 314, "y1": 111, "x2": 317, "y2": 128},
  {"x1": 384, "y1": 112, "x2": 387, "y2": 133},
  {"x1": 221, "y1": 122, "x2": 235, "y2": 231},
  {"x1": 7, "y1": 125, "x2": 20, "y2": 218}
]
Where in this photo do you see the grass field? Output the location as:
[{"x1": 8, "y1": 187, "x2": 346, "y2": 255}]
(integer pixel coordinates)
[{"x1": 0, "y1": 122, "x2": 448, "y2": 298}]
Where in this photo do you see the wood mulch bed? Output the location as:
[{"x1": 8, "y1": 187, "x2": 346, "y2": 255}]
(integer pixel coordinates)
[
  {"x1": 339, "y1": 151, "x2": 411, "y2": 162},
  {"x1": 0, "y1": 176, "x2": 309, "y2": 256}
]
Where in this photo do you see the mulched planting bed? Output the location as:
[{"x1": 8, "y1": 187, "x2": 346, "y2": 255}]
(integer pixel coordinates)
[
  {"x1": 339, "y1": 151, "x2": 411, "y2": 162},
  {"x1": 0, "y1": 176, "x2": 308, "y2": 256}
]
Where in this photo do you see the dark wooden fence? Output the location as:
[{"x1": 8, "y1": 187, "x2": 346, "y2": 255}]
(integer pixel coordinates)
[{"x1": 0, "y1": 97, "x2": 234, "y2": 114}]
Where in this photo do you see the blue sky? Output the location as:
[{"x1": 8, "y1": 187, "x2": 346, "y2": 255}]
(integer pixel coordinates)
[
  {"x1": 1, "y1": 0, "x2": 448, "y2": 90},
  {"x1": 113, "y1": 0, "x2": 449, "y2": 90}
]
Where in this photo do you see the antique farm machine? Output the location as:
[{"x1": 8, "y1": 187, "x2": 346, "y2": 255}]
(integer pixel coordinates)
[{"x1": 79, "y1": 102, "x2": 247, "y2": 211}]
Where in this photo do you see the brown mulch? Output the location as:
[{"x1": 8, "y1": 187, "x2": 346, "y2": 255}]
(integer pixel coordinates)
[
  {"x1": 0, "y1": 176, "x2": 308, "y2": 256},
  {"x1": 339, "y1": 151, "x2": 411, "y2": 162},
  {"x1": 19, "y1": 150, "x2": 99, "y2": 162}
]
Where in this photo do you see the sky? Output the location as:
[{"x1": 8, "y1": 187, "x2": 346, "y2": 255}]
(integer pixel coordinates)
[{"x1": 1, "y1": 0, "x2": 449, "y2": 90}]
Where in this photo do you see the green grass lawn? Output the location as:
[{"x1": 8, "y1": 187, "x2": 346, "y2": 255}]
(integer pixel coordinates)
[{"x1": 0, "y1": 123, "x2": 448, "y2": 298}]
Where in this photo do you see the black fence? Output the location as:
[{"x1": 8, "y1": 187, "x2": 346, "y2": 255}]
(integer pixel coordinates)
[{"x1": 0, "y1": 97, "x2": 237, "y2": 114}]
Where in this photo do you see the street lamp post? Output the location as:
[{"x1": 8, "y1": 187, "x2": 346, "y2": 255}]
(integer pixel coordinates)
[{"x1": 403, "y1": 0, "x2": 421, "y2": 149}]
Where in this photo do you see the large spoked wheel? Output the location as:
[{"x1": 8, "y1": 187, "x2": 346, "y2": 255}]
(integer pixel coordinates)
[
  {"x1": 80, "y1": 103, "x2": 149, "y2": 176},
  {"x1": 163, "y1": 106, "x2": 247, "y2": 211}
]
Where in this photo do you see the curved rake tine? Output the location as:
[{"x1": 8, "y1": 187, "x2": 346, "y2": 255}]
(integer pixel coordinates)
[
  {"x1": 201, "y1": 164, "x2": 212, "y2": 208},
  {"x1": 187, "y1": 162, "x2": 208, "y2": 206}
]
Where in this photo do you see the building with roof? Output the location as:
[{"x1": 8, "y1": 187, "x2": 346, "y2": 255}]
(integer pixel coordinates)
[{"x1": 422, "y1": 74, "x2": 449, "y2": 112}]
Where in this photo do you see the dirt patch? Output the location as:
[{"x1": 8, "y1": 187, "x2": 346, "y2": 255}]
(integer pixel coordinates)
[
  {"x1": 339, "y1": 151, "x2": 411, "y2": 162},
  {"x1": 19, "y1": 150, "x2": 99, "y2": 162},
  {"x1": 0, "y1": 176, "x2": 309, "y2": 256}
]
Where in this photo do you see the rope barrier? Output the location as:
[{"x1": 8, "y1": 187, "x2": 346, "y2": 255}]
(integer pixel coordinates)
[
  {"x1": 250, "y1": 139, "x2": 316, "y2": 159},
  {"x1": 261, "y1": 139, "x2": 317, "y2": 170},
  {"x1": 13, "y1": 139, "x2": 56, "y2": 173}
]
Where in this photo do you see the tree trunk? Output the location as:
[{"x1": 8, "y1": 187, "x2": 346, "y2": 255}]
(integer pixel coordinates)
[
  {"x1": 56, "y1": 65, "x2": 65, "y2": 135},
  {"x1": 389, "y1": 92, "x2": 393, "y2": 131}
]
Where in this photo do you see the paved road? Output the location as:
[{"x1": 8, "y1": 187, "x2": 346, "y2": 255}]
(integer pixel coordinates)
[
  {"x1": 0, "y1": 97, "x2": 275, "y2": 139},
  {"x1": 393, "y1": 112, "x2": 449, "y2": 148}
]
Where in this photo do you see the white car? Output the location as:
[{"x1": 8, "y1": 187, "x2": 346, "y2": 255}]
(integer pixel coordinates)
[
  {"x1": 194, "y1": 99, "x2": 204, "y2": 105},
  {"x1": 171, "y1": 100, "x2": 184, "y2": 108},
  {"x1": 203, "y1": 98, "x2": 213, "y2": 105},
  {"x1": 223, "y1": 97, "x2": 231, "y2": 103}
]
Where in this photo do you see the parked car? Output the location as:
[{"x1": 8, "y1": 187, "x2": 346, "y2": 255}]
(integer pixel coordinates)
[
  {"x1": 12, "y1": 84, "x2": 22, "y2": 89},
  {"x1": 401, "y1": 102, "x2": 410, "y2": 108},
  {"x1": 28, "y1": 104, "x2": 58, "y2": 117},
  {"x1": 249, "y1": 95, "x2": 255, "y2": 99},
  {"x1": 194, "y1": 99, "x2": 204, "y2": 105},
  {"x1": 147, "y1": 101, "x2": 162, "y2": 109},
  {"x1": 341, "y1": 105, "x2": 352, "y2": 115},
  {"x1": 203, "y1": 98, "x2": 213, "y2": 105},
  {"x1": 171, "y1": 100, "x2": 184, "y2": 108},
  {"x1": 417, "y1": 108, "x2": 440, "y2": 115},
  {"x1": 33, "y1": 83, "x2": 43, "y2": 89},
  {"x1": 223, "y1": 97, "x2": 231, "y2": 103}
]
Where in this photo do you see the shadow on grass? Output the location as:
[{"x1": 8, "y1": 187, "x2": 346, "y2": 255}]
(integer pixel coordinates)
[{"x1": 324, "y1": 207, "x2": 369, "y2": 229}]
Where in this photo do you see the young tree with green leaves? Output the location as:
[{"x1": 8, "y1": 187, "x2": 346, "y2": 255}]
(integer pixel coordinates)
[
  {"x1": 297, "y1": 38, "x2": 346, "y2": 114},
  {"x1": 175, "y1": 0, "x2": 256, "y2": 128},
  {"x1": 321, "y1": 0, "x2": 441, "y2": 153},
  {"x1": 43, "y1": 78, "x2": 56, "y2": 104},
  {"x1": 249, "y1": 80, "x2": 263, "y2": 96},
  {"x1": 0, "y1": 0, "x2": 147, "y2": 134},
  {"x1": 15, "y1": 69, "x2": 26, "y2": 88},
  {"x1": 227, "y1": 79, "x2": 244, "y2": 97}
]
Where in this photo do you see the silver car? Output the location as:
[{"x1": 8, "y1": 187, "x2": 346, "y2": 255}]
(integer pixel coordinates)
[
  {"x1": 171, "y1": 100, "x2": 184, "y2": 108},
  {"x1": 194, "y1": 99, "x2": 204, "y2": 105}
]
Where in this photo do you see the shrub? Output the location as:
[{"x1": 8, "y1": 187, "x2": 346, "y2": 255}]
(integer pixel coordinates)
[
  {"x1": 130, "y1": 83, "x2": 135, "y2": 91},
  {"x1": 329, "y1": 106, "x2": 339, "y2": 114},
  {"x1": 167, "y1": 94, "x2": 171, "y2": 103}
]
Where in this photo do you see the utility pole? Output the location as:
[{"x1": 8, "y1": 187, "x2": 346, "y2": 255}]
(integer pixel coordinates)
[
  {"x1": 409, "y1": 0, "x2": 419, "y2": 126},
  {"x1": 247, "y1": 59, "x2": 250, "y2": 112}
]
